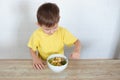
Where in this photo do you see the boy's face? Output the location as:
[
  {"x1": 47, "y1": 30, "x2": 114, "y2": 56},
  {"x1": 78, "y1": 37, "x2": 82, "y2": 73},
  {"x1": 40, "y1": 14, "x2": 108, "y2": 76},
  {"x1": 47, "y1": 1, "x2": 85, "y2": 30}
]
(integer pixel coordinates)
[{"x1": 40, "y1": 24, "x2": 58, "y2": 35}]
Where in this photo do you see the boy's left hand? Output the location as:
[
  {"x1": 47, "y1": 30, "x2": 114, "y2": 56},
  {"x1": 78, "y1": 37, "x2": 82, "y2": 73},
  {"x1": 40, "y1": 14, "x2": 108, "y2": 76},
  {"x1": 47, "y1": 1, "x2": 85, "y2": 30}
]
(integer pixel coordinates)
[{"x1": 69, "y1": 52, "x2": 80, "y2": 59}]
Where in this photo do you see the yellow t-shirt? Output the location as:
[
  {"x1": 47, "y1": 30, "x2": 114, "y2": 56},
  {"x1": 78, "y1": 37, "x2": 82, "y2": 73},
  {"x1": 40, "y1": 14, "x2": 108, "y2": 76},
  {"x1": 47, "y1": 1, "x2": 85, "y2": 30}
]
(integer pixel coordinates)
[{"x1": 28, "y1": 26, "x2": 77, "y2": 60}]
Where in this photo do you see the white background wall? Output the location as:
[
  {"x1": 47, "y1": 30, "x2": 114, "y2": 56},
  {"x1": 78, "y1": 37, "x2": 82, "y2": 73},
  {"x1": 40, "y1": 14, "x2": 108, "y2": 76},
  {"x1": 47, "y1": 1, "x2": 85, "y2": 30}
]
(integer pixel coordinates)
[{"x1": 0, "y1": 0, "x2": 120, "y2": 59}]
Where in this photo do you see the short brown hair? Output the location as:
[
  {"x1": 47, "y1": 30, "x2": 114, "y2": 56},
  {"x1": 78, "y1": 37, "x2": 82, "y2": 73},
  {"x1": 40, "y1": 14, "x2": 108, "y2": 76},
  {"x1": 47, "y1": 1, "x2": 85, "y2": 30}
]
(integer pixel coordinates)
[{"x1": 37, "y1": 3, "x2": 60, "y2": 27}]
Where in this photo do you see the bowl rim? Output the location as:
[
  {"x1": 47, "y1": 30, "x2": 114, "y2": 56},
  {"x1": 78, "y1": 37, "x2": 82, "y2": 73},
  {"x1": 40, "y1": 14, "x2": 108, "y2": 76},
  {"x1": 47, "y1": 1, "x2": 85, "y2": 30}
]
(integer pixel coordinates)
[{"x1": 47, "y1": 54, "x2": 68, "y2": 67}]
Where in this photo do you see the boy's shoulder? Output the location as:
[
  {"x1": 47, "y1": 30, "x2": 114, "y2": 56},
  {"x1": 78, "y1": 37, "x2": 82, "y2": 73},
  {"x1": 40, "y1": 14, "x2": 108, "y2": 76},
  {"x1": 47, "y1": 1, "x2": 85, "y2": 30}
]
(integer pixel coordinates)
[
  {"x1": 31, "y1": 28, "x2": 42, "y2": 36},
  {"x1": 58, "y1": 26, "x2": 67, "y2": 31},
  {"x1": 58, "y1": 26, "x2": 69, "y2": 33}
]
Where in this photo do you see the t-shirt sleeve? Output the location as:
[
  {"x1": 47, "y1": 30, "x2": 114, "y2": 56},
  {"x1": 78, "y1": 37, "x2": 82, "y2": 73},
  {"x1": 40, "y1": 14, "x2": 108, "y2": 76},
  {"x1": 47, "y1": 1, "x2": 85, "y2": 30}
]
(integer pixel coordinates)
[
  {"x1": 63, "y1": 28, "x2": 77, "y2": 46},
  {"x1": 27, "y1": 32, "x2": 39, "y2": 51}
]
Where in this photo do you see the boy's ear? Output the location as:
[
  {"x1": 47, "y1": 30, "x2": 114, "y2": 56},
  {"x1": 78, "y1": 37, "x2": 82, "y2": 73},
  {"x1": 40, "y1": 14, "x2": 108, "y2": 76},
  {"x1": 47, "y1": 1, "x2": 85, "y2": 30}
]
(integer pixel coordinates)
[{"x1": 58, "y1": 16, "x2": 60, "y2": 21}]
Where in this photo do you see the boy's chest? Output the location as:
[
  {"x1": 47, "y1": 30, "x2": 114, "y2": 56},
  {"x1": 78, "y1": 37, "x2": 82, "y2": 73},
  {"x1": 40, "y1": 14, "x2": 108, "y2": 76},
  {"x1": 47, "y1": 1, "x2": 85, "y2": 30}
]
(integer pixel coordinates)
[{"x1": 39, "y1": 35, "x2": 64, "y2": 52}]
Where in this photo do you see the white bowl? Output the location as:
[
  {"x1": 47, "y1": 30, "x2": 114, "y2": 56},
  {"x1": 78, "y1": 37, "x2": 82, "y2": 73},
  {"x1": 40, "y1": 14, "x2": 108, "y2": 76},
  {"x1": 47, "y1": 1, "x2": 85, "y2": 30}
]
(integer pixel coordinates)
[{"x1": 47, "y1": 54, "x2": 68, "y2": 73}]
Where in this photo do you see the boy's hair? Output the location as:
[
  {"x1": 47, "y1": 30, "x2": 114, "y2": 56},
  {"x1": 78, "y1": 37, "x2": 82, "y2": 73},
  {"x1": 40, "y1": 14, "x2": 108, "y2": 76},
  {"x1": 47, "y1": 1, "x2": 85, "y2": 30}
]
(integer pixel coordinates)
[{"x1": 37, "y1": 3, "x2": 60, "y2": 27}]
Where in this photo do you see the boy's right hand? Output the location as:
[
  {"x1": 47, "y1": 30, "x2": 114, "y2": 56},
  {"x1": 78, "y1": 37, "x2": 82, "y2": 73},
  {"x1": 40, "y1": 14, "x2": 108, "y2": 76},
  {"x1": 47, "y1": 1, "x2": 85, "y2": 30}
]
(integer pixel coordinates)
[{"x1": 32, "y1": 56, "x2": 46, "y2": 70}]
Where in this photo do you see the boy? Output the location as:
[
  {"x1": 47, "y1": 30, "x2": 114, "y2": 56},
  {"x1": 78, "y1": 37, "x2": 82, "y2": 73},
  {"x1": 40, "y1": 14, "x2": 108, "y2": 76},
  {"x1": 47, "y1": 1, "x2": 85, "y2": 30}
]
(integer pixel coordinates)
[{"x1": 28, "y1": 2, "x2": 81, "y2": 70}]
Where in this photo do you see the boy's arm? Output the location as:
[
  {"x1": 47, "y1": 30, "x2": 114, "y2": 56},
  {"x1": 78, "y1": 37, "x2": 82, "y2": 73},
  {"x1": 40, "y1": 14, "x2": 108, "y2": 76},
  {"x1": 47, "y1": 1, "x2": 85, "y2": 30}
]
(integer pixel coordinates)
[
  {"x1": 70, "y1": 39, "x2": 81, "y2": 59},
  {"x1": 74, "y1": 39, "x2": 80, "y2": 53},
  {"x1": 29, "y1": 48, "x2": 45, "y2": 70}
]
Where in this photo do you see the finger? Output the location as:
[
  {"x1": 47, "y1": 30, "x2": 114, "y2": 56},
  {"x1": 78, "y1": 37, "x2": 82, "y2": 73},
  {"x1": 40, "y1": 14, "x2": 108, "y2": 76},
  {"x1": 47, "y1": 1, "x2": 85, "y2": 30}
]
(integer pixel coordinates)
[
  {"x1": 43, "y1": 61, "x2": 47, "y2": 65},
  {"x1": 33, "y1": 64, "x2": 39, "y2": 70},
  {"x1": 39, "y1": 63, "x2": 45, "y2": 69},
  {"x1": 37, "y1": 64, "x2": 44, "y2": 70},
  {"x1": 76, "y1": 56, "x2": 80, "y2": 59},
  {"x1": 69, "y1": 54, "x2": 73, "y2": 59},
  {"x1": 35, "y1": 64, "x2": 41, "y2": 70},
  {"x1": 76, "y1": 55, "x2": 80, "y2": 59},
  {"x1": 37, "y1": 63, "x2": 45, "y2": 70},
  {"x1": 43, "y1": 62, "x2": 46, "y2": 65},
  {"x1": 33, "y1": 64, "x2": 36, "y2": 69},
  {"x1": 74, "y1": 56, "x2": 80, "y2": 59}
]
